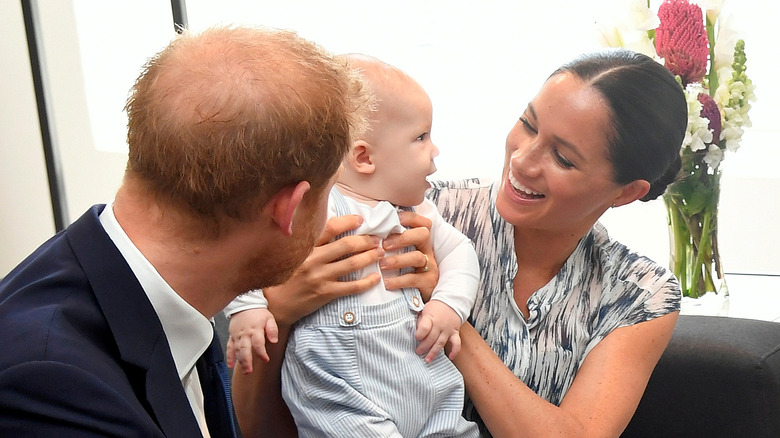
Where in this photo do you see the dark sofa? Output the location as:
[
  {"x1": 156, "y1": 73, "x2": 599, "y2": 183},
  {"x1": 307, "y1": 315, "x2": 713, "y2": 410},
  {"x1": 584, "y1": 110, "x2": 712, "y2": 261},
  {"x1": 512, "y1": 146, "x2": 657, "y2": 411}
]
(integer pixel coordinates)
[
  {"x1": 217, "y1": 314, "x2": 780, "y2": 437},
  {"x1": 622, "y1": 315, "x2": 780, "y2": 438}
]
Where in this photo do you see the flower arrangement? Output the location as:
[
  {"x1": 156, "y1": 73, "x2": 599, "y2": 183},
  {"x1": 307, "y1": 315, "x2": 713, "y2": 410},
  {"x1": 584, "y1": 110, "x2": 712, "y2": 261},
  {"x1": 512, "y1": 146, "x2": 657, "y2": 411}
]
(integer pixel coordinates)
[{"x1": 596, "y1": 0, "x2": 756, "y2": 298}]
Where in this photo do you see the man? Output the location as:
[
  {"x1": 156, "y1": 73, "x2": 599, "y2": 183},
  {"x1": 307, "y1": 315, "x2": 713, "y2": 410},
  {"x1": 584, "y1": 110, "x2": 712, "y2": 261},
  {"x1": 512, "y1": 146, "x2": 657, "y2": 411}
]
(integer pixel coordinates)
[{"x1": 0, "y1": 26, "x2": 369, "y2": 437}]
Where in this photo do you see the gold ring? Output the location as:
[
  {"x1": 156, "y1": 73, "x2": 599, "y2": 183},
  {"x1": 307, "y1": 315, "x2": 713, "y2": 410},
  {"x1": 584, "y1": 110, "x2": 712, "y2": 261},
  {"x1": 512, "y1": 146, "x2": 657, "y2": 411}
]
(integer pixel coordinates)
[{"x1": 422, "y1": 254, "x2": 429, "y2": 272}]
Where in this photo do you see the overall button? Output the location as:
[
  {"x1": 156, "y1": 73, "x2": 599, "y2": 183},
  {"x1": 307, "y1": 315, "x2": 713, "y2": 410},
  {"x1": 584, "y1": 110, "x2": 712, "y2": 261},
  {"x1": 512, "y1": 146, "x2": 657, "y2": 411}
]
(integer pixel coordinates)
[
  {"x1": 412, "y1": 296, "x2": 421, "y2": 307},
  {"x1": 343, "y1": 311, "x2": 356, "y2": 324}
]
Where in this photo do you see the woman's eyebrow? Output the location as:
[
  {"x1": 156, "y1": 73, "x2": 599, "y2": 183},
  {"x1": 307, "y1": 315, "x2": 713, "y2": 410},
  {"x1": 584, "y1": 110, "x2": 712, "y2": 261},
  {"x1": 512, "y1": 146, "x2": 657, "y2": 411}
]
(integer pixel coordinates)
[
  {"x1": 528, "y1": 102, "x2": 586, "y2": 162},
  {"x1": 527, "y1": 103, "x2": 537, "y2": 120}
]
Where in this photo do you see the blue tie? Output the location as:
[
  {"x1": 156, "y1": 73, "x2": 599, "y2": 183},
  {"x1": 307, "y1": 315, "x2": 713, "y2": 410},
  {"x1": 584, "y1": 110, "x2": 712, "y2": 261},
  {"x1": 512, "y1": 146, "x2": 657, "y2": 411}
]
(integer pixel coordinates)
[{"x1": 197, "y1": 325, "x2": 239, "y2": 437}]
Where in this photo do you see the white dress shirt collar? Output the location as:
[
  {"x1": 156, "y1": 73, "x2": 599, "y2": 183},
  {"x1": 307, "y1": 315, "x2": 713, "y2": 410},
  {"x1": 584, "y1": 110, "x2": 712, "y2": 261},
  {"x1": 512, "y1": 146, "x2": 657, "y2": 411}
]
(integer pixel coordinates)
[{"x1": 98, "y1": 201, "x2": 213, "y2": 379}]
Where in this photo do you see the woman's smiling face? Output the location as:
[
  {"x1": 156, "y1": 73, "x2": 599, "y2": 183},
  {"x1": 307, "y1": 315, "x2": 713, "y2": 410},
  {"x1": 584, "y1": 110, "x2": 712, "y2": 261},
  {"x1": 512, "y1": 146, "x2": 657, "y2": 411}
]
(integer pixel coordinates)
[{"x1": 496, "y1": 72, "x2": 629, "y2": 236}]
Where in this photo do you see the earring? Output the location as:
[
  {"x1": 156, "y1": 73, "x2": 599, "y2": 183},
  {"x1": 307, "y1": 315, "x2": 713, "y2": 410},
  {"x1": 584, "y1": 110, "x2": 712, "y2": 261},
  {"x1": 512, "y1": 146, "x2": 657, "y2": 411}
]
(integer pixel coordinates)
[{"x1": 611, "y1": 203, "x2": 616, "y2": 208}]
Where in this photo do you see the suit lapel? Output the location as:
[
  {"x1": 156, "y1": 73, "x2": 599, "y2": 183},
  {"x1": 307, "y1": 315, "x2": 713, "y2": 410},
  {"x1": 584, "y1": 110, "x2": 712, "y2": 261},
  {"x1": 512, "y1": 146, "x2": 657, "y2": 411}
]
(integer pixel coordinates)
[
  {"x1": 66, "y1": 206, "x2": 202, "y2": 437},
  {"x1": 146, "y1": 336, "x2": 204, "y2": 437}
]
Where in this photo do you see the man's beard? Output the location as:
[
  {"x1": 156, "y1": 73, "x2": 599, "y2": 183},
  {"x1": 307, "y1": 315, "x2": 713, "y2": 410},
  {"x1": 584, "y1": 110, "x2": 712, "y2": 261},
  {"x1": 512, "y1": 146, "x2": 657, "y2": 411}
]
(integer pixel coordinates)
[{"x1": 234, "y1": 215, "x2": 320, "y2": 295}]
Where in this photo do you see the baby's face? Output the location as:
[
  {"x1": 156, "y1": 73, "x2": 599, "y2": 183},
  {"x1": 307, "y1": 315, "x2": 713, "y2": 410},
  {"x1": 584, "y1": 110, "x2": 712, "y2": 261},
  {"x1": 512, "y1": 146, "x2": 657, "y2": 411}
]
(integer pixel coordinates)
[{"x1": 370, "y1": 83, "x2": 439, "y2": 207}]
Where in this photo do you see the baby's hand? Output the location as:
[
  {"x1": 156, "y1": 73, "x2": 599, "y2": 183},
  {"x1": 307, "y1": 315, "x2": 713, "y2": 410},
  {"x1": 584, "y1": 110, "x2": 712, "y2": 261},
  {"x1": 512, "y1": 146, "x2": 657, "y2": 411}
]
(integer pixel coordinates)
[
  {"x1": 226, "y1": 308, "x2": 278, "y2": 375},
  {"x1": 414, "y1": 300, "x2": 463, "y2": 363}
]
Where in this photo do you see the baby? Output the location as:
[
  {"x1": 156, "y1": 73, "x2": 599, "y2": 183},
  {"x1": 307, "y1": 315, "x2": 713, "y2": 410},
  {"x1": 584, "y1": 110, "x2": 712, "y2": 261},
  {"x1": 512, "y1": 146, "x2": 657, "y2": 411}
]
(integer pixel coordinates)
[{"x1": 224, "y1": 54, "x2": 479, "y2": 437}]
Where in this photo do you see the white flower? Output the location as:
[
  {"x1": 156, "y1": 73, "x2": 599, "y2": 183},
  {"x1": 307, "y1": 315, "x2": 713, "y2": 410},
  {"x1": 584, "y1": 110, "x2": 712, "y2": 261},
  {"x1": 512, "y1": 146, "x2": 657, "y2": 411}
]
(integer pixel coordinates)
[
  {"x1": 720, "y1": 125, "x2": 743, "y2": 152},
  {"x1": 687, "y1": 82, "x2": 706, "y2": 97},
  {"x1": 694, "y1": 0, "x2": 725, "y2": 24},
  {"x1": 625, "y1": 0, "x2": 661, "y2": 30},
  {"x1": 595, "y1": 0, "x2": 658, "y2": 57},
  {"x1": 713, "y1": 66, "x2": 734, "y2": 108},
  {"x1": 688, "y1": 133, "x2": 709, "y2": 153},
  {"x1": 715, "y1": 62, "x2": 756, "y2": 156},
  {"x1": 713, "y1": 13, "x2": 740, "y2": 72},
  {"x1": 703, "y1": 144, "x2": 724, "y2": 168},
  {"x1": 682, "y1": 86, "x2": 713, "y2": 153}
]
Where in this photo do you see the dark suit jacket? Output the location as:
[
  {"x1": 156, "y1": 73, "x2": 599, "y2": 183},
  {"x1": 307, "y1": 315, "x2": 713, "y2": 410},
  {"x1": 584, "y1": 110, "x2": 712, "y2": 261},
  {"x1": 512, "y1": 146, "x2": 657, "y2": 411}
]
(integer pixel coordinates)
[{"x1": 0, "y1": 205, "x2": 205, "y2": 437}]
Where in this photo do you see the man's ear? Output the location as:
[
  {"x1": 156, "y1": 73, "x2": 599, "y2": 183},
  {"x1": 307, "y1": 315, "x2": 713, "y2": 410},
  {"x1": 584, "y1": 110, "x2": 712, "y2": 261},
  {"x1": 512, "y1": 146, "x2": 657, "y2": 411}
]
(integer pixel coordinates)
[
  {"x1": 348, "y1": 140, "x2": 376, "y2": 175},
  {"x1": 268, "y1": 181, "x2": 311, "y2": 236},
  {"x1": 612, "y1": 179, "x2": 651, "y2": 208}
]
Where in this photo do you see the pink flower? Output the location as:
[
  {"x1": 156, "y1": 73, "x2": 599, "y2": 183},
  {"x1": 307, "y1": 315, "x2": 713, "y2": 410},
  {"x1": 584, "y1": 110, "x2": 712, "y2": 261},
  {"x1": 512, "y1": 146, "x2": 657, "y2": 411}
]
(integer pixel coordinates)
[
  {"x1": 697, "y1": 93, "x2": 721, "y2": 145},
  {"x1": 655, "y1": 0, "x2": 709, "y2": 85}
]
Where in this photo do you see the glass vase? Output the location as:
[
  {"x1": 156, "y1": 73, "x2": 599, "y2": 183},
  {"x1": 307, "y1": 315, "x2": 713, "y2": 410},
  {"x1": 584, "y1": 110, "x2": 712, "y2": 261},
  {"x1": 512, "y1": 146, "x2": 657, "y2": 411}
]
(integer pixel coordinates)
[{"x1": 663, "y1": 168, "x2": 727, "y2": 299}]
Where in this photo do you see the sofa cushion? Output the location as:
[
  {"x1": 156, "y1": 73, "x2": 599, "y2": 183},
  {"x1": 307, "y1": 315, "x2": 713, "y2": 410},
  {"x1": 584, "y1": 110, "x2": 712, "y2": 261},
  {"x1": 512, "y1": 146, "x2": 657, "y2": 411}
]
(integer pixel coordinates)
[{"x1": 622, "y1": 315, "x2": 780, "y2": 437}]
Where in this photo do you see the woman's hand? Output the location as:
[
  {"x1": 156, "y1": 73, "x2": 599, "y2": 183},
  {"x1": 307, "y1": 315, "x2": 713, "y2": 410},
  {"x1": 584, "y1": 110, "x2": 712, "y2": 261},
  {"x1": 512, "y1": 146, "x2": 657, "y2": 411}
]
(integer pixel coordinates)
[
  {"x1": 454, "y1": 313, "x2": 679, "y2": 438},
  {"x1": 264, "y1": 214, "x2": 384, "y2": 327},
  {"x1": 381, "y1": 210, "x2": 438, "y2": 301}
]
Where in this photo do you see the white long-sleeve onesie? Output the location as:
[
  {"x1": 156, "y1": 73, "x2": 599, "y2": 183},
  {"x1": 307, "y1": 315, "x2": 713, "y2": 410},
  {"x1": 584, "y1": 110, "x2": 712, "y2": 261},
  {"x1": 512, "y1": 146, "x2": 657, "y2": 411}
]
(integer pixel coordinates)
[{"x1": 224, "y1": 190, "x2": 479, "y2": 322}]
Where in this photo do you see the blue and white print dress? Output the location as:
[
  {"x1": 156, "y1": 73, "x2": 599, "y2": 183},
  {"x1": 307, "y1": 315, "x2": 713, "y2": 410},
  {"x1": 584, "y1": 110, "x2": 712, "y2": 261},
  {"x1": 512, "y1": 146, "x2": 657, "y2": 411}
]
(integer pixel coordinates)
[{"x1": 427, "y1": 179, "x2": 681, "y2": 436}]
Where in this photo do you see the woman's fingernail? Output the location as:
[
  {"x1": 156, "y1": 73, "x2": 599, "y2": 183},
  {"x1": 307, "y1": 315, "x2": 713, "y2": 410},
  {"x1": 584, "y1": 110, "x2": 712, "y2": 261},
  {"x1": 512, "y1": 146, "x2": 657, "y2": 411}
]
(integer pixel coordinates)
[{"x1": 379, "y1": 258, "x2": 388, "y2": 268}]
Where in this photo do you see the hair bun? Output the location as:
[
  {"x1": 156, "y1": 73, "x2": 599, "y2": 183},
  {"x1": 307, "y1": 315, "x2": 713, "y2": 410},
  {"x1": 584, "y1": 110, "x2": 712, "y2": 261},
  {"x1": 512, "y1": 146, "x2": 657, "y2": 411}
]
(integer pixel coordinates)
[{"x1": 642, "y1": 154, "x2": 681, "y2": 202}]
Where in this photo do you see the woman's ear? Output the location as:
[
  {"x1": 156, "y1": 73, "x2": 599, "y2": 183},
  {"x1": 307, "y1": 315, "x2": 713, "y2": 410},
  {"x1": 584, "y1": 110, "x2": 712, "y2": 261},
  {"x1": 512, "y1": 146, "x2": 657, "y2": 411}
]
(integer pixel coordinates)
[
  {"x1": 348, "y1": 140, "x2": 376, "y2": 175},
  {"x1": 268, "y1": 181, "x2": 311, "y2": 236},
  {"x1": 612, "y1": 179, "x2": 650, "y2": 208}
]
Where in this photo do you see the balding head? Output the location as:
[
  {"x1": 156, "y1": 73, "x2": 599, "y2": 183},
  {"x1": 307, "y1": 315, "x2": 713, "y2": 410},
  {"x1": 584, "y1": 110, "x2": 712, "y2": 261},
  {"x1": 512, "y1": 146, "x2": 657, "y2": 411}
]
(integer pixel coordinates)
[{"x1": 124, "y1": 27, "x2": 371, "y2": 222}]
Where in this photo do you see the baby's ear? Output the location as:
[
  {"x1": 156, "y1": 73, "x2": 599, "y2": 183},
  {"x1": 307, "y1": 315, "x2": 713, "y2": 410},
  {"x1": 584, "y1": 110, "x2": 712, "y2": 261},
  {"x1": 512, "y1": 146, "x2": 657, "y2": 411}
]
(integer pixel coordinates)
[{"x1": 348, "y1": 140, "x2": 376, "y2": 175}]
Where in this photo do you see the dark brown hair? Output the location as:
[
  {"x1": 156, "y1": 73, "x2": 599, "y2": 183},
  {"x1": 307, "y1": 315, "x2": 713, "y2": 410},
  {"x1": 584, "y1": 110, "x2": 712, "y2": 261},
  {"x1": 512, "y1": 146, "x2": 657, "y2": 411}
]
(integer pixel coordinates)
[{"x1": 553, "y1": 49, "x2": 687, "y2": 201}]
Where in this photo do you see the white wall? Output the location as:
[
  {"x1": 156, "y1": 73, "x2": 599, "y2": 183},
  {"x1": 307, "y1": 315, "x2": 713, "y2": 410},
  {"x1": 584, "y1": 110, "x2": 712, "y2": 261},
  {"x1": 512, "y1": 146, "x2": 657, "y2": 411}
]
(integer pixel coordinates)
[
  {"x1": 0, "y1": 0, "x2": 55, "y2": 274},
  {"x1": 0, "y1": 1, "x2": 171, "y2": 277},
  {"x1": 2, "y1": 1, "x2": 778, "y2": 277}
]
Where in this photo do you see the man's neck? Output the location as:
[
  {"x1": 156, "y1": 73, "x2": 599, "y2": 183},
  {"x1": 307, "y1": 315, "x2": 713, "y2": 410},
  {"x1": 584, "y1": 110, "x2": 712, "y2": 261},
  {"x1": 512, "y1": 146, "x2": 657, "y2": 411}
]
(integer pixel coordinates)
[{"x1": 112, "y1": 185, "x2": 237, "y2": 319}]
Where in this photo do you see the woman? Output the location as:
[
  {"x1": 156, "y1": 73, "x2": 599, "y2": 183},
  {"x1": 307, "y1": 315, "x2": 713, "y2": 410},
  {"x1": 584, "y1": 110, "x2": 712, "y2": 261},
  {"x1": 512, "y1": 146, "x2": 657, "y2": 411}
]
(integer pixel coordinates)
[
  {"x1": 233, "y1": 48, "x2": 687, "y2": 438},
  {"x1": 427, "y1": 48, "x2": 687, "y2": 437}
]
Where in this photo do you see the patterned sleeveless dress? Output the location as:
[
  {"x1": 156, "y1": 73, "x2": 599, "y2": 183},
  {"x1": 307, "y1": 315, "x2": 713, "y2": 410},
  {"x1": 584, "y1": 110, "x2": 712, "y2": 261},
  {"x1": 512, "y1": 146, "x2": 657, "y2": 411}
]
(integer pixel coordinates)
[{"x1": 427, "y1": 179, "x2": 680, "y2": 436}]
